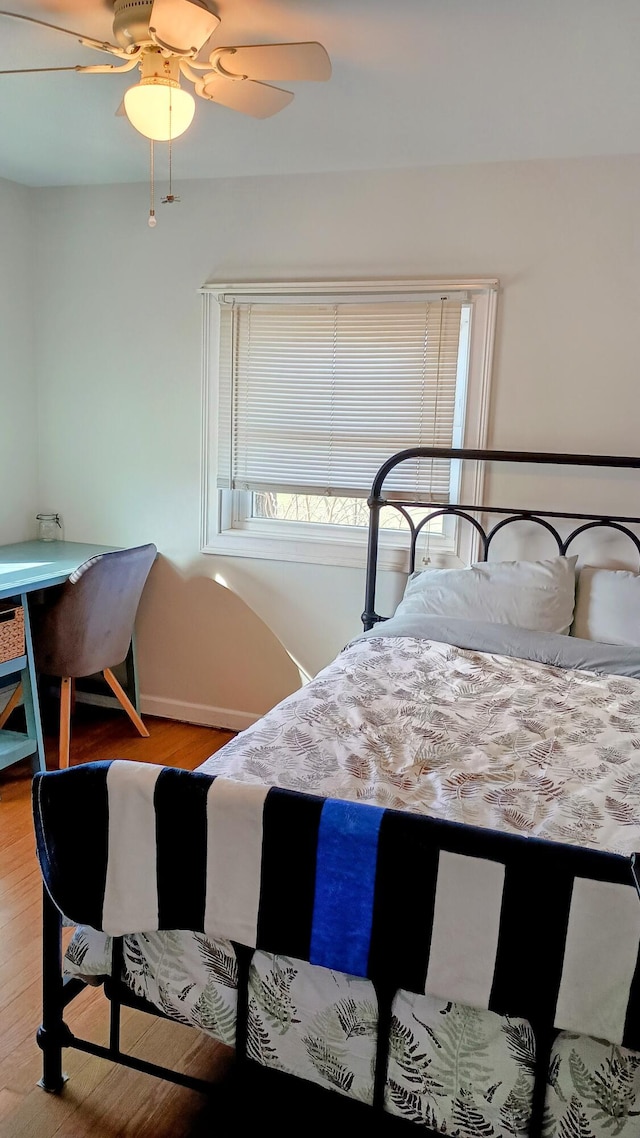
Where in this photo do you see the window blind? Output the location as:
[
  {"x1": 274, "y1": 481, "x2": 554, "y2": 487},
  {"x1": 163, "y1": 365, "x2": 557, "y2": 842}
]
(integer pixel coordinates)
[{"x1": 217, "y1": 296, "x2": 465, "y2": 500}]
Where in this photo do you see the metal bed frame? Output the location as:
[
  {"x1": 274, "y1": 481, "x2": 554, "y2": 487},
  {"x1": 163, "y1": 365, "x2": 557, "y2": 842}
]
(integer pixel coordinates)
[
  {"x1": 363, "y1": 446, "x2": 640, "y2": 629},
  {"x1": 36, "y1": 447, "x2": 640, "y2": 1132}
]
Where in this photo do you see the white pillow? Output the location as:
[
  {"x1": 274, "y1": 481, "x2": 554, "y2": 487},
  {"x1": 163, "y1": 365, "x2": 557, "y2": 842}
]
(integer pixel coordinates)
[
  {"x1": 571, "y1": 566, "x2": 640, "y2": 646},
  {"x1": 394, "y1": 556, "x2": 578, "y2": 634}
]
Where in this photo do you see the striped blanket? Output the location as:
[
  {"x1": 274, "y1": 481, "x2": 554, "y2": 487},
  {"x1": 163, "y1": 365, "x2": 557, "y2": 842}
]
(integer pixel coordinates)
[{"x1": 33, "y1": 758, "x2": 640, "y2": 1048}]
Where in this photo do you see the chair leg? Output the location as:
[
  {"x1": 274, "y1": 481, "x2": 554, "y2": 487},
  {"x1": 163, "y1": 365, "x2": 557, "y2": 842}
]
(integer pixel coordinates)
[
  {"x1": 102, "y1": 668, "x2": 150, "y2": 738},
  {"x1": 0, "y1": 682, "x2": 23, "y2": 729},
  {"x1": 59, "y1": 678, "x2": 72, "y2": 770}
]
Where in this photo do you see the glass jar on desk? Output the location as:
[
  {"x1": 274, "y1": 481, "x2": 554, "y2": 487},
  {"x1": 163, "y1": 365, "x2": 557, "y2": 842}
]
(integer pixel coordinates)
[{"x1": 36, "y1": 513, "x2": 63, "y2": 542}]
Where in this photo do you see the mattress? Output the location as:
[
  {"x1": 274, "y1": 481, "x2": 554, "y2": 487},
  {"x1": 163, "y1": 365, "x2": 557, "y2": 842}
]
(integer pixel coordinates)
[{"x1": 65, "y1": 616, "x2": 640, "y2": 1135}]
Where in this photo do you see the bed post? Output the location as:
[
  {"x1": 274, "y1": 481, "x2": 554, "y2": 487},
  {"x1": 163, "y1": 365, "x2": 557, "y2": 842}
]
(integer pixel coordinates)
[
  {"x1": 109, "y1": 937, "x2": 124, "y2": 1054},
  {"x1": 232, "y1": 942, "x2": 254, "y2": 1067},
  {"x1": 36, "y1": 886, "x2": 69, "y2": 1093},
  {"x1": 363, "y1": 496, "x2": 381, "y2": 630},
  {"x1": 371, "y1": 981, "x2": 395, "y2": 1114}
]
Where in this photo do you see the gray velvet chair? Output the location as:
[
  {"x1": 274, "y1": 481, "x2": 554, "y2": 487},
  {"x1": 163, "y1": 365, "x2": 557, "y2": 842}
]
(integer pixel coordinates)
[{"x1": 32, "y1": 543, "x2": 157, "y2": 769}]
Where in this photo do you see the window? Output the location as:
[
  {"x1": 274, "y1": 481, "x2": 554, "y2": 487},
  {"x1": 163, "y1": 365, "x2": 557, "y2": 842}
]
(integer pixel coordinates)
[{"x1": 201, "y1": 279, "x2": 498, "y2": 568}]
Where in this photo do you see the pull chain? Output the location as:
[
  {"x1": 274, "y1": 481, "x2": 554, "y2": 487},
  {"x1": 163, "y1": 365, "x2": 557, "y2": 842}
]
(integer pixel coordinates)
[
  {"x1": 162, "y1": 134, "x2": 180, "y2": 205},
  {"x1": 147, "y1": 95, "x2": 181, "y2": 224},
  {"x1": 148, "y1": 138, "x2": 156, "y2": 228}
]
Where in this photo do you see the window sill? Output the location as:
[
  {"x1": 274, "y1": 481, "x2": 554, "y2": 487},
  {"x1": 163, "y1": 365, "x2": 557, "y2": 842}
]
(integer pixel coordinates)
[{"x1": 201, "y1": 528, "x2": 459, "y2": 571}]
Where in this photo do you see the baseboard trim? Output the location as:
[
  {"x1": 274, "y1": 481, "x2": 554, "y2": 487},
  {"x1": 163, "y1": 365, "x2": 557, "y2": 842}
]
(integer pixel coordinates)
[{"x1": 139, "y1": 695, "x2": 260, "y2": 733}]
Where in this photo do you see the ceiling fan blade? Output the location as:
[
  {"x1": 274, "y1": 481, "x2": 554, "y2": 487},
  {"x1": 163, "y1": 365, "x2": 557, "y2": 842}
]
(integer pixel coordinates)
[
  {"x1": 19, "y1": 1, "x2": 112, "y2": 10},
  {"x1": 197, "y1": 74, "x2": 293, "y2": 118},
  {"x1": 0, "y1": 10, "x2": 127, "y2": 56},
  {"x1": 149, "y1": 0, "x2": 220, "y2": 55},
  {"x1": 0, "y1": 58, "x2": 137, "y2": 75},
  {"x1": 0, "y1": 65, "x2": 79, "y2": 74},
  {"x1": 214, "y1": 42, "x2": 331, "y2": 83}
]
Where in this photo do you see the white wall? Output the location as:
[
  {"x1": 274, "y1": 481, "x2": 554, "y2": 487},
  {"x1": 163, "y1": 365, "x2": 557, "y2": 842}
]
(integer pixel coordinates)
[
  {"x1": 31, "y1": 154, "x2": 640, "y2": 724},
  {"x1": 0, "y1": 178, "x2": 38, "y2": 543}
]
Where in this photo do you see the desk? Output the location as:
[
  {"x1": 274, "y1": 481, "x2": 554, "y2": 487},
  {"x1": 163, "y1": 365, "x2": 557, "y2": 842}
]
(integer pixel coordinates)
[{"x1": 0, "y1": 541, "x2": 120, "y2": 774}]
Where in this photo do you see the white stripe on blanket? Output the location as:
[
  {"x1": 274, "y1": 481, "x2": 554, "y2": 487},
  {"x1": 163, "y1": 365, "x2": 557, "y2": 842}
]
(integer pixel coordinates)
[
  {"x1": 204, "y1": 778, "x2": 269, "y2": 946},
  {"x1": 555, "y1": 878, "x2": 640, "y2": 1043},
  {"x1": 102, "y1": 761, "x2": 162, "y2": 935},
  {"x1": 425, "y1": 852, "x2": 504, "y2": 1008}
]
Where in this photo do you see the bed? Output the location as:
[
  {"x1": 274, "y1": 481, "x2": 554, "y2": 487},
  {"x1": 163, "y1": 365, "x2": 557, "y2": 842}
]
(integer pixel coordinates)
[{"x1": 33, "y1": 446, "x2": 640, "y2": 1137}]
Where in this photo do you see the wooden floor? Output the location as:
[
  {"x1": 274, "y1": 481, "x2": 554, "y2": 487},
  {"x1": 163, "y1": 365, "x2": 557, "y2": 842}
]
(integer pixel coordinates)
[{"x1": 0, "y1": 705, "x2": 242, "y2": 1138}]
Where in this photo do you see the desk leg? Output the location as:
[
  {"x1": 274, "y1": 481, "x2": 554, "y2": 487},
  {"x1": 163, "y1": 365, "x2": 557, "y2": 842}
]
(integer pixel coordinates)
[{"x1": 22, "y1": 591, "x2": 46, "y2": 773}]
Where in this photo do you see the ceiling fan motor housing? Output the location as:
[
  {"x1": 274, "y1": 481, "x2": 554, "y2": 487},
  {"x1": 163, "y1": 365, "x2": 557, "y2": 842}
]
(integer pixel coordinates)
[{"x1": 113, "y1": 0, "x2": 155, "y2": 50}]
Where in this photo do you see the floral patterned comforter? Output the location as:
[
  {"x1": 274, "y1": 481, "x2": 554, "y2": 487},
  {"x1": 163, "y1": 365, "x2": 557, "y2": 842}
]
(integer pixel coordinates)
[
  {"x1": 66, "y1": 622, "x2": 640, "y2": 1136},
  {"x1": 201, "y1": 626, "x2": 640, "y2": 855}
]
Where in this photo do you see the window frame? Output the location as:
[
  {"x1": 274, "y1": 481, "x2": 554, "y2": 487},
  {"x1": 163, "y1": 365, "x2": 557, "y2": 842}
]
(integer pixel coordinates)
[{"x1": 200, "y1": 278, "x2": 499, "y2": 570}]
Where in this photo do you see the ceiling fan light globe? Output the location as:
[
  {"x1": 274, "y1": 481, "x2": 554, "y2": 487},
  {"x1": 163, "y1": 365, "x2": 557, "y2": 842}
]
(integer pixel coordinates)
[{"x1": 123, "y1": 81, "x2": 195, "y2": 141}]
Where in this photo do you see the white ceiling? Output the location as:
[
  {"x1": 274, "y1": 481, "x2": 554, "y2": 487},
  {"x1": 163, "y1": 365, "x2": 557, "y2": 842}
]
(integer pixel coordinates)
[{"x1": 1, "y1": 0, "x2": 640, "y2": 187}]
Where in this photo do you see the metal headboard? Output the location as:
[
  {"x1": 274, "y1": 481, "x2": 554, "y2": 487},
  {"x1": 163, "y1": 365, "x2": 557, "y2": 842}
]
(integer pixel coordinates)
[{"x1": 362, "y1": 447, "x2": 640, "y2": 631}]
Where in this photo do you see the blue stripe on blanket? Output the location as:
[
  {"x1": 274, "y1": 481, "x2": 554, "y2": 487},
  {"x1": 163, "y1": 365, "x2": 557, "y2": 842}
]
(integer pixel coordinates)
[{"x1": 309, "y1": 798, "x2": 384, "y2": 975}]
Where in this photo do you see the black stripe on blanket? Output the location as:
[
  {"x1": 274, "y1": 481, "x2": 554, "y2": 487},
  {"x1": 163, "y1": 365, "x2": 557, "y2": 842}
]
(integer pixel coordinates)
[
  {"x1": 490, "y1": 846, "x2": 573, "y2": 1029},
  {"x1": 155, "y1": 767, "x2": 213, "y2": 931},
  {"x1": 368, "y1": 809, "x2": 440, "y2": 993},
  {"x1": 32, "y1": 760, "x2": 111, "y2": 932},
  {"x1": 257, "y1": 788, "x2": 324, "y2": 959}
]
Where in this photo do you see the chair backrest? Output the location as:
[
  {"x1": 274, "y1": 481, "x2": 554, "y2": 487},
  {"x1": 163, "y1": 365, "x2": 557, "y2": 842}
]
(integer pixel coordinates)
[{"x1": 33, "y1": 544, "x2": 157, "y2": 679}]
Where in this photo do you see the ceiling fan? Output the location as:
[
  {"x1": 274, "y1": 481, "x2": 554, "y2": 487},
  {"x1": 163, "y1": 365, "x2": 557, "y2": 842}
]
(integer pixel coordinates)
[{"x1": 0, "y1": 0, "x2": 332, "y2": 141}]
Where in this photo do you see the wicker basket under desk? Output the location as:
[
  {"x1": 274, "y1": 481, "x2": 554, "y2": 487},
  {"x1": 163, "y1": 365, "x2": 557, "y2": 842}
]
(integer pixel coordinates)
[{"x1": 0, "y1": 602, "x2": 25, "y2": 664}]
